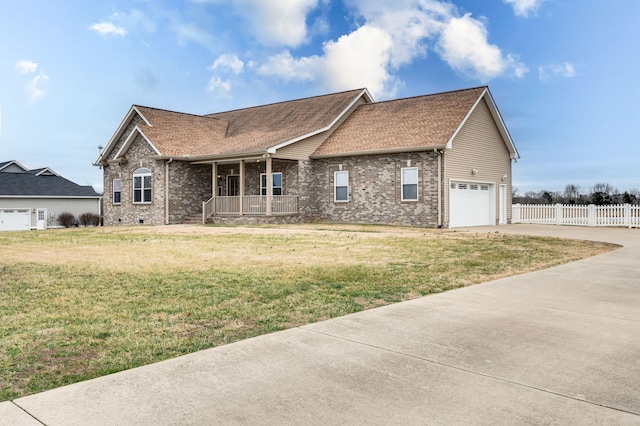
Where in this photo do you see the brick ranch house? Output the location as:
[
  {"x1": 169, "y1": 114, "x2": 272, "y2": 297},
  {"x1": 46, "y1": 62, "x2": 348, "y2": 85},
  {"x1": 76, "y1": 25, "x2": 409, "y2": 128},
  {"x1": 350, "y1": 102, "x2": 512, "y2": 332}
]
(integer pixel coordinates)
[{"x1": 95, "y1": 86, "x2": 519, "y2": 228}]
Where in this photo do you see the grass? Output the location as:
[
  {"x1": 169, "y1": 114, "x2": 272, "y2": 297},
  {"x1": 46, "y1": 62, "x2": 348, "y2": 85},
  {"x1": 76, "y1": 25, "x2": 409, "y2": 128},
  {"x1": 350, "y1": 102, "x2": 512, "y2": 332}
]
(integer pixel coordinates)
[{"x1": 0, "y1": 224, "x2": 617, "y2": 401}]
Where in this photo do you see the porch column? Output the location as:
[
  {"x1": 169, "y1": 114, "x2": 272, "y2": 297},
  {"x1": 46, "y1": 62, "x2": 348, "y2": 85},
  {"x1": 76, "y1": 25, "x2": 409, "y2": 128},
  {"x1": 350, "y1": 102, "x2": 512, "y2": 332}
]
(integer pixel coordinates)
[
  {"x1": 239, "y1": 160, "x2": 245, "y2": 215},
  {"x1": 266, "y1": 156, "x2": 272, "y2": 216},
  {"x1": 212, "y1": 162, "x2": 217, "y2": 215}
]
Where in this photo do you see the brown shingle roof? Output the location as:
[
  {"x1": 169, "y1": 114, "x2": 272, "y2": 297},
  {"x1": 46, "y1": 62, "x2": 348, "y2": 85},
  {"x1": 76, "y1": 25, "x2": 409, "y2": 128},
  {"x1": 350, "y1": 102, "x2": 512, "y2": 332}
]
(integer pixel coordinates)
[
  {"x1": 134, "y1": 106, "x2": 228, "y2": 157},
  {"x1": 312, "y1": 87, "x2": 487, "y2": 157},
  {"x1": 198, "y1": 88, "x2": 365, "y2": 156},
  {"x1": 131, "y1": 89, "x2": 365, "y2": 158}
]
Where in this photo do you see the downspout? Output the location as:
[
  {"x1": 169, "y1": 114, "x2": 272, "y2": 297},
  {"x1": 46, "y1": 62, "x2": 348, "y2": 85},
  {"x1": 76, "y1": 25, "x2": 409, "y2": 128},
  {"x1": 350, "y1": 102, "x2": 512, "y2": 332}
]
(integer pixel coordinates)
[{"x1": 165, "y1": 158, "x2": 173, "y2": 225}]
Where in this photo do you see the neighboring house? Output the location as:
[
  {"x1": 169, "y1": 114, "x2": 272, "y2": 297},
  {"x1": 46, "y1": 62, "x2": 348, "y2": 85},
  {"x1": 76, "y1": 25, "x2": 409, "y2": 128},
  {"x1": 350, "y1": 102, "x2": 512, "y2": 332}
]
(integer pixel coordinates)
[
  {"x1": 95, "y1": 86, "x2": 519, "y2": 228},
  {"x1": 0, "y1": 160, "x2": 102, "y2": 231}
]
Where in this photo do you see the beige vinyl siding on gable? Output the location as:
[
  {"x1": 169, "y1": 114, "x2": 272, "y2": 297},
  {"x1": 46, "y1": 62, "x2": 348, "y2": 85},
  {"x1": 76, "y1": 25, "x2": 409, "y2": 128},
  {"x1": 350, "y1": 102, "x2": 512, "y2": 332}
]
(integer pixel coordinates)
[
  {"x1": 444, "y1": 96, "x2": 512, "y2": 226},
  {"x1": 276, "y1": 97, "x2": 369, "y2": 160}
]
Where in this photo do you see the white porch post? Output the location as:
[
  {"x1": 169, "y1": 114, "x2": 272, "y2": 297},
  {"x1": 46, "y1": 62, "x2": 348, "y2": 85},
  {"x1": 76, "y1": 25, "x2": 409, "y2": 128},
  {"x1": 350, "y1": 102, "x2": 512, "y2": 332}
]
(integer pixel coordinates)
[
  {"x1": 239, "y1": 160, "x2": 245, "y2": 215},
  {"x1": 266, "y1": 156, "x2": 272, "y2": 216},
  {"x1": 212, "y1": 162, "x2": 217, "y2": 215}
]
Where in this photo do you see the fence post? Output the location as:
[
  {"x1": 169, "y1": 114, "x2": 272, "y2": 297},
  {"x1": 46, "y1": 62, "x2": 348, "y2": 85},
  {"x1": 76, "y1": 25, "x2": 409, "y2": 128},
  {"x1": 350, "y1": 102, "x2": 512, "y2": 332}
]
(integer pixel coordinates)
[
  {"x1": 513, "y1": 204, "x2": 520, "y2": 223},
  {"x1": 588, "y1": 204, "x2": 594, "y2": 227},
  {"x1": 555, "y1": 203, "x2": 562, "y2": 226},
  {"x1": 625, "y1": 203, "x2": 631, "y2": 228}
]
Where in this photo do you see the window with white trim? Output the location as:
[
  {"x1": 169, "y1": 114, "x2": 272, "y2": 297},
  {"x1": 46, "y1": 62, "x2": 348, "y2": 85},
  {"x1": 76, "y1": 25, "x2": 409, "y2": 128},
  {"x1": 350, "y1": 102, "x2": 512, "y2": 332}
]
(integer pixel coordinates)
[
  {"x1": 401, "y1": 167, "x2": 418, "y2": 201},
  {"x1": 133, "y1": 168, "x2": 152, "y2": 203},
  {"x1": 334, "y1": 171, "x2": 349, "y2": 202},
  {"x1": 260, "y1": 172, "x2": 283, "y2": 195},
  {"x1": 113, "y1": 179, "x2": 121, "y2": 204}
]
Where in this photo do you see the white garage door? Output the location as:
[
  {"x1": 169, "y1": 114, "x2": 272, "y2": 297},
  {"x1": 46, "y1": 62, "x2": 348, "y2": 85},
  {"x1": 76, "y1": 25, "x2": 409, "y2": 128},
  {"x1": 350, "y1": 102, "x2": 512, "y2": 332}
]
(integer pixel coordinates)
[
  {"x1": 0, "y1": 209, "x2": 31, "y2": 231},
  {"x1": 449, "y1": 182, "x2": 493, "y2": 228}
]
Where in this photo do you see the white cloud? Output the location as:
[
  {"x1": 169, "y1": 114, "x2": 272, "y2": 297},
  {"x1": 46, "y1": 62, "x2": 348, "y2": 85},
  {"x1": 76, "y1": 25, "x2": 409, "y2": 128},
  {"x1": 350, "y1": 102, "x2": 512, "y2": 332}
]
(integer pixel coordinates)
[
  {"x1": 15, "y1": 60, "x2": 38, "y2": 74},
  {"x1": 209, "y1": 54, "x2": 244, "y2": 75},
  {"x1": 259, "y1": 26, "x2": 397, "y2": 99},
  {"x1": 503, "y1": 0, "x2": 545, "y2": 17},
  {"x1": 116, "y1": 9, "x2": 156, "y2": 33},
  {"x1": 321, "y1": 26, "x2": 397, "y2": 97},
  {"x1": 206, "y1": 76, "x2": 232, "y2": 94},
  {"x1": 254, "y1": 1, "x2": 526, "y2": 98},
  {"x1": 233, "y1": 0, "x2": 320, "y2": 47},
  {"x1": 539, "y1": 62, "x2": 576, "y2": 81},
  {"x1": 173, "y1": 22, "x2": 214, "y2": 48},
  {"x1": 26, "y1": 72, "x2": 50, "y2": 103},
  {"x1": 258, "y1": 50, "x2": 318, "y2": 82},
  {"x1": 89, "y1": 22, "x2": 128, "y2": 36},
  {"x1": 437, "y1": 14, "x2": 527, "y2": 81}
]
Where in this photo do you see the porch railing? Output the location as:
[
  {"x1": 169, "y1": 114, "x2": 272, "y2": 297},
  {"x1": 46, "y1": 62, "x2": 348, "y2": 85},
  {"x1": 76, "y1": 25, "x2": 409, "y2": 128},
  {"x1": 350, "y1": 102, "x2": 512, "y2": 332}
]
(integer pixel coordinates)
[{"x1": 203, "y1": 195, "x2": 298, "y2": 221}]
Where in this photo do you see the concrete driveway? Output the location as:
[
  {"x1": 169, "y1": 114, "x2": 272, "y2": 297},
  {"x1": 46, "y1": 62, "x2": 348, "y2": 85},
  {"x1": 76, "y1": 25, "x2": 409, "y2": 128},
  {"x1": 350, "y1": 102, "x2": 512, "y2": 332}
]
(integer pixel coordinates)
[{"x1": 2, "y1": 225, "x2": 639, "y2": 425}]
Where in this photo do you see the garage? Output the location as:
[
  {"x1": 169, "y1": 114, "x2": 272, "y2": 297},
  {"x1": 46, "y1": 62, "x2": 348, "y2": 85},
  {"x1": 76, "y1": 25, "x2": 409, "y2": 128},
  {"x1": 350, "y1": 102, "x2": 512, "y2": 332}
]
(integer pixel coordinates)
[
  {"x1": 449, "y1": 181, "x2": 494, "y2": 228},
  {"x1": 0, "y1": 208, "x2": 31, "y2": 231}
]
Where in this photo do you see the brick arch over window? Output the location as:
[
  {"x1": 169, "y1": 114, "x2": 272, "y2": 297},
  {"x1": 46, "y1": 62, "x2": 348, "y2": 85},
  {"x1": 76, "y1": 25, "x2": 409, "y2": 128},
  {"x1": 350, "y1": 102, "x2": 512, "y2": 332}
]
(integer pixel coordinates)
[{"x1": 133, "y1": 168, "x2": 152, "y2": 203}]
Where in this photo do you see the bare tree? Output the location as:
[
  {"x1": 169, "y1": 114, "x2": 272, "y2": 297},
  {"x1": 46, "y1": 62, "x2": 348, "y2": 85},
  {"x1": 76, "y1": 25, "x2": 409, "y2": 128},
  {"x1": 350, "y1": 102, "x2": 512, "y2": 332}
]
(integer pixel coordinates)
[
  {"x1": 564, "y1": 184, "x2": 581, "y2": 204},
  {"x1": 590, "y1": 182, "x2": 617, "y2": 205}
]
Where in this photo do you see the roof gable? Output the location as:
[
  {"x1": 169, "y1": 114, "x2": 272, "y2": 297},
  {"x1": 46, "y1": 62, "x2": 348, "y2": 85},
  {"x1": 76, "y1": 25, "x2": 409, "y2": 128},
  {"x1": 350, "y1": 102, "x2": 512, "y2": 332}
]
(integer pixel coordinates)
[
  {"x1": 312, "y1": 87, "x2": 518, "y2": 159},
  {"x1": 0, "y1": 160, "x2": 29, "y2": 173}
]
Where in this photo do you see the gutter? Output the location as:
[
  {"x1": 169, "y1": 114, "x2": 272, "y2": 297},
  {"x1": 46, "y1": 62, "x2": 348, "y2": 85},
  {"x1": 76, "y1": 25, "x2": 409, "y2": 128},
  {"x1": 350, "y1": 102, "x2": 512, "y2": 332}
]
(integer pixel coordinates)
[
  {"x1": 310, "y1": 144, "x2": 448, "y2": 160},
  {"x1": 152, "y1": 149, "x2": 268, "y2": 163}
]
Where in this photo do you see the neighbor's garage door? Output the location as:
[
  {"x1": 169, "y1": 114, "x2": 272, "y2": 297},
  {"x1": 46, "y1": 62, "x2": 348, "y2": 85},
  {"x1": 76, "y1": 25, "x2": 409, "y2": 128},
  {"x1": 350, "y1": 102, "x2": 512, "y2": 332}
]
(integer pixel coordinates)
[
  {"x1": 0, "y1": 209, "x2": 31, "y2": 231},
  {"x1": 449, "y1": 182, "x2": 493, "y2": 228}
]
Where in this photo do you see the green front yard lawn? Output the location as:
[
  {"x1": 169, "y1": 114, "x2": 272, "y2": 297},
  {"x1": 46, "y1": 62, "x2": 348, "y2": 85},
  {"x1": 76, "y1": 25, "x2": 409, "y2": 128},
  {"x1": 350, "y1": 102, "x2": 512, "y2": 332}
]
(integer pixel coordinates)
[{"x1": 0, "y1": 224, "x2": 617, "y2": 401}]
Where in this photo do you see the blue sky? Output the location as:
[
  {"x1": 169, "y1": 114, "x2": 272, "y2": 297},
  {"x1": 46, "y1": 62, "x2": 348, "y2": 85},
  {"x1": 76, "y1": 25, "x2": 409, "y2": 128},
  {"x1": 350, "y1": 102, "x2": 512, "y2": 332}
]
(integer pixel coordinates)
[{"x1": 1, "y1": 0, "x2": 638, "y2": 195}]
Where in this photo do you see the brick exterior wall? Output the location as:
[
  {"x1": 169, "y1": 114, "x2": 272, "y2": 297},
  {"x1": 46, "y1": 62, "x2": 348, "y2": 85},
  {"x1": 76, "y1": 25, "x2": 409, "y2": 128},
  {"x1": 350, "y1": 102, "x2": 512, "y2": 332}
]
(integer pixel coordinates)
[
  {"x1": 103, "y1": 132, "x2": 166, "y2": 226},
  {"x1": 167, "y1": 161, "x2": 212, "y2": 224},
  {"x1": 301, "y1": 151, "x2": 440, "y2": 227}
]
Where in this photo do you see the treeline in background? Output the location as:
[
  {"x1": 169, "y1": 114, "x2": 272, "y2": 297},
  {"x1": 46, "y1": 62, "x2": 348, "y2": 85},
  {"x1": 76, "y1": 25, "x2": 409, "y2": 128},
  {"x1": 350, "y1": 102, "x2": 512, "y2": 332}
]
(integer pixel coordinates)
[{"x1": 513, "y1": 183, "x2": 640, "y2": 205}]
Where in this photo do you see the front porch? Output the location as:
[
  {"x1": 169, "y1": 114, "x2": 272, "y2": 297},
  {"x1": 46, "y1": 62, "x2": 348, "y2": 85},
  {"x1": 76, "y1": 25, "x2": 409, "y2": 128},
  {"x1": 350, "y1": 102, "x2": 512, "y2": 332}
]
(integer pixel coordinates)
[
  {"x1": 199, "y1": 157, "x2": 300, "y2": 223},
  {"x1": 203, "y1": 195, "x2": 298, "y2": 218}
]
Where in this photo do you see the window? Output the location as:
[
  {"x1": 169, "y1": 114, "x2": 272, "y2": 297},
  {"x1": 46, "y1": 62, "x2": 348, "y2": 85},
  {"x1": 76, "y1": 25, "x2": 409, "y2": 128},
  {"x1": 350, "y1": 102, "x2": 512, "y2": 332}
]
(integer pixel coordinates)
[
  {"x1": 458, "y1": 183, "x2": 468, "y2": 190},
  {"x1": 401, "y1": 167, "x2": 418, "y2": 201},
  {"x1": 113, "y1": 179, "x2": 121, "y2": 204},
  {"x1": 480, "y1": 185, "x2": 489, "y2": 191},
  {"x1": 260, "y1": 172, "x2": 283, "y2": 195},
  {"x1": 133, "y1": 168, "x2": 152, "y2": 203},
  {"x1": 334, "y1": 171, "x2": 349, "y2": 202},
  {"x1": 470, "y1": 184, "x2": 479, "y2": 190}
]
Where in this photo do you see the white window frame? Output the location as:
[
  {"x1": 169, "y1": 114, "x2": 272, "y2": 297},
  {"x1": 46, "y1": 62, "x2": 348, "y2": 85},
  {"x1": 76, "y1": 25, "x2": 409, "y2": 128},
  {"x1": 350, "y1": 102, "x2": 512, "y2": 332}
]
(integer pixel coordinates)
[
  {"x1": 334, "y1": 170, "x2": 349, "y2": 202},
  {"x1": 133, "y1": 168, "x2": 152, "y2": 204},
  {"x1": 401, "y1": 167, "x2": 418, "y2": 201},
  {"x1": 260, "y1": 172, "x2": 283, "y2": 196},
  {"x1": 113, "y1": 178, "x2": 122, "y2": 204}
]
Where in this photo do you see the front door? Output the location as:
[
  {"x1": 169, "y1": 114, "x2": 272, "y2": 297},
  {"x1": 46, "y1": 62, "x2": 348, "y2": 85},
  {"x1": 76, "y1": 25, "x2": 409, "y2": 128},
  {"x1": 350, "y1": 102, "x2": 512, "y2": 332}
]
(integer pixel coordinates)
[
  {"x1": 37, "y1": 208, "x2": 47, "y2": 230},
  {"x1": 227, "y1": 175, "x2": 239, "y2": 196}
]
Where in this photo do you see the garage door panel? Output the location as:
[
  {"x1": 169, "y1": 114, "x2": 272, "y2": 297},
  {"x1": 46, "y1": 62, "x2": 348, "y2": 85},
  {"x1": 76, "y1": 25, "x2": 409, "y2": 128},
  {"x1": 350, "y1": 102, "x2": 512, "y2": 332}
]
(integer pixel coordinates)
[
  {"x1": 450, "y1": 182, "x2": 493, "y2": 228},
  {"x1": 0, "y1": 209, "x2": 31, "y2": 231}
]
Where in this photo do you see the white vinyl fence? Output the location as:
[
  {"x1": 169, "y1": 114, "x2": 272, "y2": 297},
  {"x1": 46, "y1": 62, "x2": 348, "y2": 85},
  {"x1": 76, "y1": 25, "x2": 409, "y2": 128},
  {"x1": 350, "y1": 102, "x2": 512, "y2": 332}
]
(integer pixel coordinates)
[{"x1": 512, "y1": 204, "x2": 640, "y2": 228}]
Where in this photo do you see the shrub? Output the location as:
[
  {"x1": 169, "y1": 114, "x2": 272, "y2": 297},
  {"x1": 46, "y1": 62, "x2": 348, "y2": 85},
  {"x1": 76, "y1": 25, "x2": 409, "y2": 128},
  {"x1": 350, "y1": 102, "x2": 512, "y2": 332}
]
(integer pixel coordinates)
[
  {"x1": 79, "y1": 212, "x2": 101, "y2": 227},
  {"x1": 57, "y1": 212, "x2": 76, "y2": 228}
]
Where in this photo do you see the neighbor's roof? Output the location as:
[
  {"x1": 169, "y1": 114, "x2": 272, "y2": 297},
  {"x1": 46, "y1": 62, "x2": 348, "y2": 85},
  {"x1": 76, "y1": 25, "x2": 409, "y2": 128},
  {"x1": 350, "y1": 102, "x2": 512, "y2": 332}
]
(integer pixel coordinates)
[
  {"x1": 0, "y1": 163, "x2": 100, "y2": 197},
  {"x1": 313, "y1": 87, "x2": 488, "y2": 157}
]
